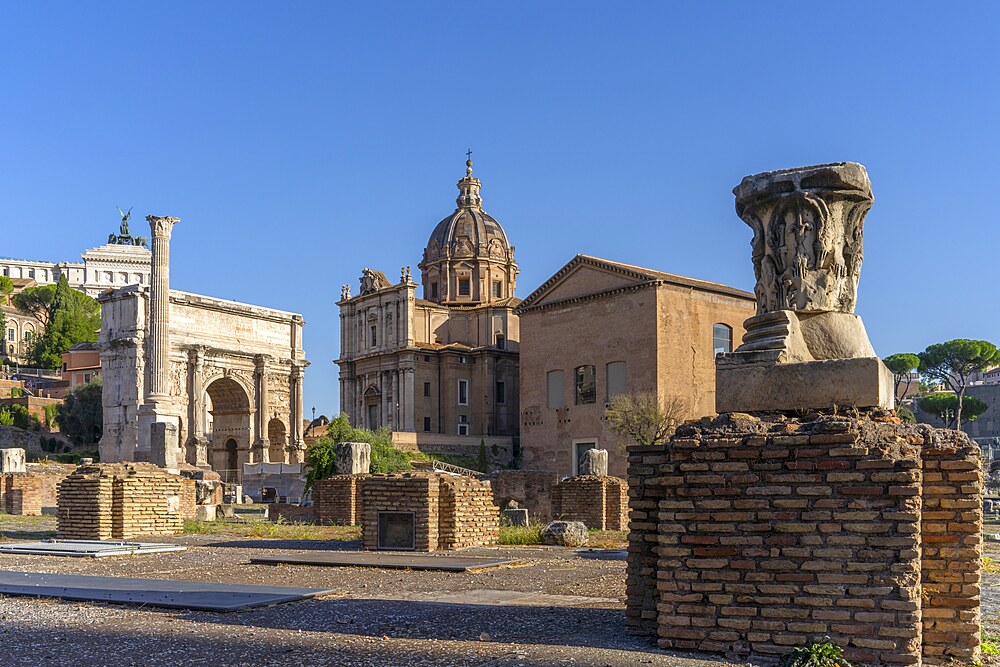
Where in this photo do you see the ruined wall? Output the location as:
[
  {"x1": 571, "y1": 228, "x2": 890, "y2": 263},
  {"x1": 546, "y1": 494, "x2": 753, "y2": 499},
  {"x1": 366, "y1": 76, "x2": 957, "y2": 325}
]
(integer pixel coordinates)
[
  {"x1": 552, "y1": 475, "x2": 628, "y2": 530},
  {"x1": 0, "y1": 474, "x2": 42, "y2": 515},
  {"x1": 57, "y1": 463, "x2": 186, "y2": 540},
  {"x1": 488, "y1": 470, "x2": 560, "y2": 522},
  {"x1": 626, "y1": 413, "x2": 982, "y2": 665},
  {"x1": 438, "y1": 475, "x2": 499, "y2": 549},
  {"x1": 314, "y1": 475, "x2": 363, "y2": 526},
  {"x1": 360, "y1": 472, "x2": 499, "y2": 551}
]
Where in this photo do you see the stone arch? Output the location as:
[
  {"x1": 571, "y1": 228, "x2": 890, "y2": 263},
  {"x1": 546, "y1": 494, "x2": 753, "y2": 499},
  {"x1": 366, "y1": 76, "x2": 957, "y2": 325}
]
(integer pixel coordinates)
[
  {"x1": 267, "y1": 418, "x2": 287, "y2": 464},
  {"x1": 206, "y1": 377, "x2": 252, "y2": 480}
]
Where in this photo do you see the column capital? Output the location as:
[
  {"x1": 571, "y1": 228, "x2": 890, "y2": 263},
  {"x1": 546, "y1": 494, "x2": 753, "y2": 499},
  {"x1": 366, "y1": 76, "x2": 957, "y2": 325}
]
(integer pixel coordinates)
[{"x1": 146, "y1": 215, "x2": 180, "y2": 239}]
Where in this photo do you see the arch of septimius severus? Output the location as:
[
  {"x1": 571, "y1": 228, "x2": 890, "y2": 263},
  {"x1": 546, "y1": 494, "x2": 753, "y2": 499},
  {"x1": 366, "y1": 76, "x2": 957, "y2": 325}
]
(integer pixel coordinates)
[{"x1": 99, "y1": 215, "x2": 307, "y2": 480}]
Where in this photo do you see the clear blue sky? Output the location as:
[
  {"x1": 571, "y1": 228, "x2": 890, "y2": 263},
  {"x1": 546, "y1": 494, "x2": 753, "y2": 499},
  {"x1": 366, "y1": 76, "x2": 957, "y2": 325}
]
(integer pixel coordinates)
[{"x1": 2, "y1": 2, "x2": 998, "y2": 415}]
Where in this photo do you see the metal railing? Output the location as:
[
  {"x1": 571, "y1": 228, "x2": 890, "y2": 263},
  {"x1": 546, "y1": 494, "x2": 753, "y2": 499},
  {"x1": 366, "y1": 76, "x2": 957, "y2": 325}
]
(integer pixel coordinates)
[{"x1": 411, "y1": 459, "x2": 482, "y2": 477}]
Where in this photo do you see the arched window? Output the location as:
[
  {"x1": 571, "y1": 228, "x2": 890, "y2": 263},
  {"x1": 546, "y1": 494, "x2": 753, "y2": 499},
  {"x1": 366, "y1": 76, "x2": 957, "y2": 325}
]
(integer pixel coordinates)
[
  {"x1": 713, "y1": 323, "x2": 733, "y2": 356},
  {"x1": 574, "y1": 365, "x2": 596, "y2": 405}
]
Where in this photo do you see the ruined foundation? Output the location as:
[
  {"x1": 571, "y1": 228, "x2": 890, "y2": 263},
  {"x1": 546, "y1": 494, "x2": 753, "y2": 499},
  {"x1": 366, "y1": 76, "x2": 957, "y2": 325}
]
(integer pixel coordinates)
[
  {"x1": 552, "y1": 475, "x2": 629, "y2": 530},
  {"x1": 56, "y1": 463, "x2": 188, "y2": 540},
  {"x1": 0, "y1": 473, "x2": 42, "y2": 516},
  {"x1": 313, "y1": 475, "x2": 363, "y2": 526},
  {"x1": 626, "y1": 412, "x2": 982, "y2": 665},
  {"x1": 360, "y1": 473, "x2": 499, "y2": 551}
]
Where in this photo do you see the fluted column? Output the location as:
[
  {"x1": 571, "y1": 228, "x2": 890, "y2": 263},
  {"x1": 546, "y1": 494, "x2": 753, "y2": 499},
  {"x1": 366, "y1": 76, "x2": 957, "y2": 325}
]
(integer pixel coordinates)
[
  {"x1": 137, "y1": 215, "x2": 179, "y2": 458},
  {"x1": 252, "y1": 354, "x2": 270, "y2": 463},
  {"x1": 146, "y1": 216, "x2": 178, "y2": 399}
]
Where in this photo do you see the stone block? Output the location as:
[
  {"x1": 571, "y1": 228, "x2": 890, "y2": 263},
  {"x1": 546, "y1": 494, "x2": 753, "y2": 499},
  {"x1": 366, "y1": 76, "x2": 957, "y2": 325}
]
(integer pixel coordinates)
[
  {"x1": 195, "y1": 504, "x2": 217, "y2": 522},
  {"x1": 580, "y1": 448, "x2": 608, "y2": 477},
  {"x1": 501, "y1": 508, "x2": 529, "y2": 526},
  {"x1": 0, "y1": 448, "x2": 26, "y2": 474},
  {"x1": 150, "y1": 422, "x2": 181, "y2": 469},
  {"x1": 716, "y1": 357, "x2": 894, "y2": 413},
  {"x1": 540, "y1": 520, "x2": 589, "y2": 547},
  {"x1": 335, "y1": 442, "x2": 371, "y2": 475}
]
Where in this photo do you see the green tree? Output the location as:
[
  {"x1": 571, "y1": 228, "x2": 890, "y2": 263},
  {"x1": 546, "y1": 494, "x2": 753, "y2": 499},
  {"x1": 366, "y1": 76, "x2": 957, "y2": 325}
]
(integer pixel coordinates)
[
  {"x1": 24, "y1": 276, "x2": 100, "y2": 369},
  {"x1": 605, "y1": 391, "x2": 687, "y2": 447},
  {"x1": 304, "y1": 413, "x2": 412, "y2": 492},
  {"x1": 883, "y1": 353, "x2": 921, "y2": 403},
  {"x1": 56, "y1": 377, "x2": 103, "y2": 445},
  {"x1": 919, "y1": 339, "x2": 1000, "y2": 429},
  {"x1": 918, "y1": 392, "x2": 989, "y2": 428},
  {"x1": 12, "y1": 283, "x2": 58, "y2": 326}
]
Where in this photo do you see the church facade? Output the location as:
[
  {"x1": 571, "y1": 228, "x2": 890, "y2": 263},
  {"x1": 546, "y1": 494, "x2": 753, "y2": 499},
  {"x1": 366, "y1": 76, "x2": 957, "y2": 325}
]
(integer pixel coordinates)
[{"x1": 336, "y1": 161, "x2": 520, "y2": 460}]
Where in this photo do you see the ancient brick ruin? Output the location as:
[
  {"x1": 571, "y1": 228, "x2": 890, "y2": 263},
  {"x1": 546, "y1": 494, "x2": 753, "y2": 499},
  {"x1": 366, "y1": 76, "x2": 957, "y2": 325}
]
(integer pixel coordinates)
[
  {"x1": 552, "y1": 475, "x2": 628, "y2": 530},
  {"x1": 626, "y1": 412, "x2": 982, "y2": 665},
  {"x1": 0, "y1": 473, "x2": 42, "y2": 516},
  {"x1": 57, "y1": 463, "x2": 191, "y2": 540},
  {"x1": 360, "y1": 472, "x2": 499, "y2": 551},
  {"x1": 313, "y1": 475, "x2": 363, "y2": 526}
]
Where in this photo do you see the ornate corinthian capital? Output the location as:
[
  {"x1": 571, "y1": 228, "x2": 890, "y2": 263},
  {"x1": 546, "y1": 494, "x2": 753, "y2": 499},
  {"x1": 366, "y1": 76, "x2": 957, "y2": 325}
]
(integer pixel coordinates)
[
  {"x1": 733, "y1": 162, "x2": 872, "y2": 315},
  {"x1": 146, "y1": 215, "x2": 180, "y2": 239}
]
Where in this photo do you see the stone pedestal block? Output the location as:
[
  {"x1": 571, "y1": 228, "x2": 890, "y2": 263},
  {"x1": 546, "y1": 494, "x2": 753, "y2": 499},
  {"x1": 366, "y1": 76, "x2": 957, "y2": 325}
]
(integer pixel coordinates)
[
  {"x1": 335, "y1": 442, "x2": 371, "y2": 475},
  {"x1": 150, "y1": 422, "x2": 181, "y2": 469},
  {"x1": 0, "y1": 448, "x2": 26, "y2": 473},
  {"x1": 501, "y1": 508, "x2": 529, "y2": 527},
  {"x1": 716, "y1": 356, "x2": 894, "y2": 413},
  {"x1": 579, "y1": 448, "x2": 608, "y2": 477}
]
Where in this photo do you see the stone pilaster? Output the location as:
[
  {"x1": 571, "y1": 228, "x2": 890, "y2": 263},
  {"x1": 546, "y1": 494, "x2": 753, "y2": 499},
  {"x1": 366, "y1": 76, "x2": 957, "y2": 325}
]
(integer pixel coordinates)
[
  {"x1": 290, "y1": 363, "x2": 306, "y2": 452},
  {"x1": 185, "y1": 346, "x2": 210, "y2": 468}
]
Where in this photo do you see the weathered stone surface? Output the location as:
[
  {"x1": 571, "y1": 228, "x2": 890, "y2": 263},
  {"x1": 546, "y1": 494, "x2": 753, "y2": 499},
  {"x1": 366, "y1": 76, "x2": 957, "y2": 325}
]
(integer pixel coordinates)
[
  {"x1": 150, "y1": 422, "x2": 181, "y2": 469},
  {"x1": 334, "y1": 442, "x2": 371, "y2": 475},
  {"x1": 540, "y1": 520, "x2": 589, "y2": 547},
  {"x1": 579, "y1": 448, "x2": 608, "y2": 477},
  {"x1": 717, "y1": 357, "x2": 894, "y2": 413},
  {"x1": 501, "y1": 508, "x2": 529, "y2": 527},
  {"x1": 0, "y1": 448, "x2": 26, "y2": 474},
  {"x1": 719, "y1": 162, "x2": 893, "y2": 413}
]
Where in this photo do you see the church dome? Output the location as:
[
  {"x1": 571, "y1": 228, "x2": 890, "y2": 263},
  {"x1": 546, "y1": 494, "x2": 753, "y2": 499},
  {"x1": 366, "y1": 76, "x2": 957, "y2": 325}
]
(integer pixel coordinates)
[{"x1": 422, "y1": 160, "x2": 513, "y2": 264}]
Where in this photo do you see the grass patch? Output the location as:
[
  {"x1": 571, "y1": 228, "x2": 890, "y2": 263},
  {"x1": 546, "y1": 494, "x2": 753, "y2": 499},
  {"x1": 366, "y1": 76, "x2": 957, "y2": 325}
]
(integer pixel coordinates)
[
  {"x1": 985, "y1": 556, "x2": 1000, "y2": 575},
  {"x1": 183, "y1": 518, "x2": 361, "y2": 542},
  {"x1": 588, "y1": 529, "x2": 628, "y2": 549},
  {"x1": 497, "y1": 524, "x2": 628, "y2": 548},
  {"x1": 983, "y1": 629, "x2": 1000, "y2": 658},
  {"x1": 499, "y1": 524, "x2": 543, "y2": 545}
]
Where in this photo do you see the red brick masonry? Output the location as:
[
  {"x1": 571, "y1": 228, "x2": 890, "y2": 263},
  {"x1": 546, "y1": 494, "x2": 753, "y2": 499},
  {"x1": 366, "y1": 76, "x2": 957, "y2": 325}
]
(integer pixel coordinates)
[{"x1": 626, "y1": 412, "x2": 982, "y2": 665}]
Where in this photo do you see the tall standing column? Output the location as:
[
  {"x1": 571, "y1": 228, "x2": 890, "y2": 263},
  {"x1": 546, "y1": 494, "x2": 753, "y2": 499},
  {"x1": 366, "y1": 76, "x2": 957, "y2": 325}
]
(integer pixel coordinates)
[
  {"x1": 252, "y1": 354, "x2": 270, "y2": 463},
  {"x1": 137, "y1": 215, "x2": 180, "y2": 458},
  {"x1": 146, "y1": 216, "x2": 178, "y2": 399}
]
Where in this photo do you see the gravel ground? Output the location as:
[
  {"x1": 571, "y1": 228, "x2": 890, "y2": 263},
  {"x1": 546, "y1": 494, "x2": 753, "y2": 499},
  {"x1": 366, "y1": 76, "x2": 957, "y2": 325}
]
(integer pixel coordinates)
[{"x1": 0, "y1": 516, "x2": 736, "y2": 667}]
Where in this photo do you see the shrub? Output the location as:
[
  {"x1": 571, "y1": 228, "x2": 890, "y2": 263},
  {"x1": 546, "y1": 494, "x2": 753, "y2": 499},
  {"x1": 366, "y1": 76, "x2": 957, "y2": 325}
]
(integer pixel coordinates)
[
  {"x1": 304, "y1": 414, "x2": 412, "y2": 492},
  {"x1": 778, "y1": 639, "x2": 852, "y2": 667}
]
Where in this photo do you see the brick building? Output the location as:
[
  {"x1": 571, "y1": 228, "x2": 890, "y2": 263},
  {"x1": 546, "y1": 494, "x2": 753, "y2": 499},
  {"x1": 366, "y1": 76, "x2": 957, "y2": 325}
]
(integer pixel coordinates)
[{"x1": 515, "y1": 255, "x2": 755, "y2": 477}]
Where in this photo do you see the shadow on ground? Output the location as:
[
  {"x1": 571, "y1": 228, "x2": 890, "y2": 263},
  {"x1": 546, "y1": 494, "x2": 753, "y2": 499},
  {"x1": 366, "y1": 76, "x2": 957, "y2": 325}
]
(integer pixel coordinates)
[
  {"x1": 202, "y1": 539, "x2": 362, "y2": 551},
  {"x1": 0, "y1": 529, "x2": 57, "y2": 541},
  {"x1": 186, "y1": 597, "x2": 647, "y2": 651},
  {"x1": 576, "y1": 549, "x2": 627, "y2": 561}
]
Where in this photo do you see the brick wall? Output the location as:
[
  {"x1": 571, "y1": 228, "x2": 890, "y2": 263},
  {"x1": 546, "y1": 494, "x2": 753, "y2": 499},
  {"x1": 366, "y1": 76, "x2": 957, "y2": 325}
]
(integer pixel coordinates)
[
  {"x1": 360, "y1": 473, "x2": 498, "y2": 551},
  {"x1": 361, "y1": 474, "x2": 440, "y2": 551},
  {"x1": 57, "y1": 463, "x2": 186, "y2": 540},
  {"x1": 0, "y1": 473, "x2": 42, "y2": 515},
  {"x1": 489, "y1": 470, "x2": 559, "y2": 523},
  {"x1": 438, "y1": 475, "x2": 499, "y2": 549},
  {"x1": 626, "y1": 413, "x2": 982, "y2": 665},
  {"x1": 314, "y1": 475, "x2": 363, "y2": 526},
  {"x1": 921, "y1": 431, "x2": 982, "y2": 662},
  {"x1": 552, "y1": 475, "x2": 629, "y2": 530}
]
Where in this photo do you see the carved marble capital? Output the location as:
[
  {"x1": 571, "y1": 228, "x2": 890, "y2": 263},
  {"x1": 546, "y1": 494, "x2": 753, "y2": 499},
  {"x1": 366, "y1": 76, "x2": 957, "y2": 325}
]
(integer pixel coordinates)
[
  {"x1": 734, "y1": 162, "x2": 872, "y2": 315},
  {"x1": 146, "y1": 215, "x2": 180, "y2": 239}
]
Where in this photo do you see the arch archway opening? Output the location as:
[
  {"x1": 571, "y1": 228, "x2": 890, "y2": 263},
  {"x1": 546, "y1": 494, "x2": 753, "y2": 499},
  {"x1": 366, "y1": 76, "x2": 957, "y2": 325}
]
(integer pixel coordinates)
[{"x1": 206, "y1": 377, "x2": 252, "y2": 482}]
